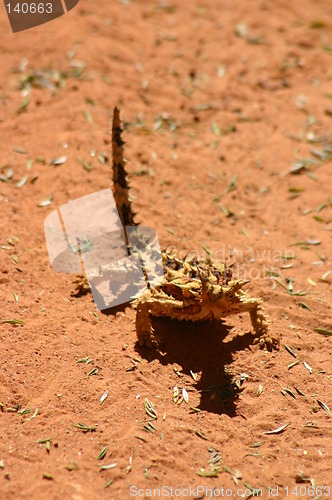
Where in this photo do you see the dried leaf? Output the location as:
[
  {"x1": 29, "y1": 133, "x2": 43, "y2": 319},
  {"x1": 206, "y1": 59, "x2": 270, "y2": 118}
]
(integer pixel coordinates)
[
  {"x1": 317, "y1": 399, "x2": 331, "y2": 414},
  {"x1": 288, "y1": 359, "x2": 301, "y2": 370},
  {"x1": 264, "y1": 422, "x2": 290, "y2": 435},
  {"x1": 6, "y1": 168, "x2": 13, "y2": 180},
  {"x1": 19, "y1": 92, "x2": 31, "y2": 111},
  {"x1": 98, "y1": 463, "x2": 117, "y2": 470},
  {"x1": 283, "y1": 388, "x2": 296, "y2": 399},
  {"x1": 196, "y1": 469, "x2": 219, "y2": 477},
  {"x1": 38, "y1": 196, "x2": 54, "y2": 207},
  {"x1": 226, "y1": 175, "x2": 238, "y2": 193},
  {"x1": 16, "y1": 175, "x2": 28, "y2": 188},
  {"x1": 285, "y1": 344, "x2": 297, "y2": 358},
  {"x1": 299, "y1": 302, "x2": 311, "y2": 311},
  {"x1": 12, "y1": 146, "x2": 27, "y2": 154},
  {"x1": 303, "y1": 362, "x2": 312, "y2": 374},
  {"x1": 211, "y1": 122, "x2": 221, "y2": 136},
  {"x1": 100, "y1": 390, "x2": 109, "y2": 404},
  {"x1": 235, "y1": 23, "x2": 248, "y2": 38},
  {"x1": 49, "y1": 156, "x2": 67, "y2": 166},
  {"x1": 144, "y1": 399, "x2": 157, "y2": 420}
]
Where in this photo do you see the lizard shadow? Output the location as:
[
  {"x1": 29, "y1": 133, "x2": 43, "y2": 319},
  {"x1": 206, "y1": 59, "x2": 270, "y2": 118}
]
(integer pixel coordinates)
[{"x1": 135, "y1": 318, "x2": 256, "y2": 417}]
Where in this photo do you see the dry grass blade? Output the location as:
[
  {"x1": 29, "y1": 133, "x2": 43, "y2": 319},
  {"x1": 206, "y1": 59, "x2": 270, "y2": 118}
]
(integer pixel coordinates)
[
  {"x1": 208, "y1": 447, "x2": 222, "y2": 474},
  {"x1": 38, "y1": 195, "x2": 54, "y2": 207},
  {"x1": 196, "y1": 469, "x2": 219, "y2": 477},
  {"x1": 38, "y1": 437, "x2": 52, "y2": 444},
  {"x1": 243, "y1": 482, "x2": 262, "y2": 496},
  {"x1": 98, "y1": 463, "x2": 117, "y2": 470},
  {"x1": 38, "y1": 437, "x2": 52, "y2": 453},
  {"x1": 77, "y1": 356, "x2": 93, "y2": 364},
  {"x1": 189, "y1": 406, "x2": 201, "y2": 413},
  {"x1": 27, "y1": 407, "x2": 39, "y2": 420},
  {"x1": 299, "y1": 302, "x2": 311, "y2": 311},
  {"x1": 97, "y1": 446, "x2": 107, "y2": 460},
  {"x1": 13, "y1": 146, "x2": 27, "y2": 154},
  {"x1": 196, "y1": 448, "x2": 221, "y2": 477},
  {"x1": 243, "y1": 452, "x2": 263, "y2": 458},
  {"x1": 303, "y1": 422, "x2": 319, "y2": 429},
  {"x1": 42, "y1": 473, "x2": 54, "y2": 480},
  {"x1": 250, "y1": 442, "x2": 264, "y2": 448},
  {"x1": 144, "y1": 399, "x2": 157, "y2": 420},
  {"x1": 16, "y1": 175, "x2": 28, "y2": 188},
  {"x1": 2, "y1": 319, "x2": 25, "y2": 325},
  {"x1": 288, "y1": 359, "x2": 301, "y2": 370},
  {"x1": 100, "y1": 390, "x2": 109, "y2": 404},
  {"x1": 317, "y1": 400, "x2": 331, "y2": 414},
  {"x1": 126, "y1": 455, "x2": 133, "y2": 474},
  {"x1": 264, "y1": 422, "x2": 290, "y2": 435},
  {"x1": 283, "y1": 388, "x2": 296, "y2": 399},
  {"x1": 194, "y1": 429, "x2": 208, "y2": 440},
  {"x1": 87, "y1": 367, "x2": 98, "y2": 377},
  {"x1": 303, "y1": 362, "x2": 312, "y2": 374},
  {"x1": 135, "y1": 435, "x2": 147, "y2": 443},
  {"x1": 285, "y1": 344, "x2": 298, "y2": 358},
  {"x1": 142, "y1": 421, "x2": 157, "y2": 434},
  {"x1": 294, "y1": 386, "x2": 306, "y2": 397},
  {"x1": 84, "y1": 109, "x2": 93, "y2": 123},
  {"x1": 105, "y1": 479, "x2": 114, "y2": 488},
  {"x1": 64, "y1": 461, "x2": 78, "y2": 471},
  {"x1": 73, "y1": 423, "x2": 97, "y2": 432},
  {"x1": 49, "y1": 156, "x2": 67, "y2": 166},
  {"x1": 313, "y1": 328, "x2": 332, "y2": 336}
]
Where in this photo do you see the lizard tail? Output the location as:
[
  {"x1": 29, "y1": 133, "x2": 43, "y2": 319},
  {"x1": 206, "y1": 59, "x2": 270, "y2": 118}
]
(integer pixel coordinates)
[{"x1": 112, "y1": 107, "x2": 137, "y2": 227}]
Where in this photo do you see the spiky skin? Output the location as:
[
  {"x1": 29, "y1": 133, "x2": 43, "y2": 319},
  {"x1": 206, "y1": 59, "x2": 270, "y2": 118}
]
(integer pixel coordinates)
[
  {"x1": 112, "y1": 107, "x2": 136, "y2": 228},
  {"x1": 134, "y1": 252, "x2": 279, "y2": 351},
  {"x1": 71, "y1": 274, "x2": 90, "y2": 296}
]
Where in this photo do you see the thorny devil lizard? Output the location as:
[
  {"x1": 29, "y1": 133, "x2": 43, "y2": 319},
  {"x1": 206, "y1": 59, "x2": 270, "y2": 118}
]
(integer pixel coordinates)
[{"x1": 74, "y1": 108, "x2": 280, "y2": 351}]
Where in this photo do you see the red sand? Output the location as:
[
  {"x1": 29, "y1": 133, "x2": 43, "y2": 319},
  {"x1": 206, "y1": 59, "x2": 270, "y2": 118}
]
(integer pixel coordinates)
[{"x1": 0, "y1": 1, "x2": 331, "y2": 498}]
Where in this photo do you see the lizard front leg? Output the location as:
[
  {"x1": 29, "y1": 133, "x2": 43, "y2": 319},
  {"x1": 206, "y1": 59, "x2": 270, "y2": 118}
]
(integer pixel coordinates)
[
  {"x1": 239, "y1": 295, "x2": 279, "y2": 350},
  {"x1": 135, "y1": 301, "x2": 154, "y2": 347}
]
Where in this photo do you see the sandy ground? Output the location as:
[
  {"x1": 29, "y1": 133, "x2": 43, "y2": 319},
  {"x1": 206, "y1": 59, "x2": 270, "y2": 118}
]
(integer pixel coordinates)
[{"x1": 0, "y1": 0, "x2": 331, "y2": 498}]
